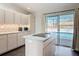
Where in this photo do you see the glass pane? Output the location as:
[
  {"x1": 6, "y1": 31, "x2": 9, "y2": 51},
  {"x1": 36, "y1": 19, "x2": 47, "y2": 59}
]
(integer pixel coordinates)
[
  {"x1": 59, "y1": 14, "x2": 74, "y2": 47},
  {"x1": 45, "y1": 11, "x2": 74, "y2": 47},
  {"x1": 46, "y1": 16, "x2": 58, "y2": 44},
  {"x1": 46, "y1": 16, "x2": 58, "y2": 33}
]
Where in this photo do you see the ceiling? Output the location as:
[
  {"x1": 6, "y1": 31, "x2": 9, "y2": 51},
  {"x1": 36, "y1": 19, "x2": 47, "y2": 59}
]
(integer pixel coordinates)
[{"x1": 15, "y1": 3, "x2": 79, "y2": 14}]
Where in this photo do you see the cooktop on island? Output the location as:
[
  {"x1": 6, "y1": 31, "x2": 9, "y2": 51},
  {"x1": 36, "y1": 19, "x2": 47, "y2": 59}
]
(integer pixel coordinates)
[{"x1": 33, "y1": 33, "x2": 51, "y2": 38}]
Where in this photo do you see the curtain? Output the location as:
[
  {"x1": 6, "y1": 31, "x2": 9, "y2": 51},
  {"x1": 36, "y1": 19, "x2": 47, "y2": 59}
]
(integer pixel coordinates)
[{"x1": 73, "y1": 8, "x2": 79, "y2": 51}]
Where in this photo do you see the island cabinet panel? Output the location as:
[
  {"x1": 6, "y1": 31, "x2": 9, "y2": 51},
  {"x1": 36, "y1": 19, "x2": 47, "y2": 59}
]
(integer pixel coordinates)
[
  {"x1": 5, "y1": 10, "x2": 14, "y2": 24},
  {"x1": 43, "y1": 39, "x2": 56, "y2": 56},
  {"x1": 25, "y1": 35, "x2": 56, "y2": 56},
  {"x1": 0, "y1": 35, "x2": 7, "y2": 54},
  {"x1": 7, "y1": 33, "x2": 18, "y2": 50},
  {"x1": 0, "y1": 9, "x2": 5, "y2": 24}
]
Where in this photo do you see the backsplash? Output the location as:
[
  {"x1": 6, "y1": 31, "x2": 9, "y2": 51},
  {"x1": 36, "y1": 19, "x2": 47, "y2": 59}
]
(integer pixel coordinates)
[
  {"x1": 0, "y1": 24, "x2": 18, "y2": 32},
  {"x1": 0, "y1": 24, "x2": 30, "y2": 32}
]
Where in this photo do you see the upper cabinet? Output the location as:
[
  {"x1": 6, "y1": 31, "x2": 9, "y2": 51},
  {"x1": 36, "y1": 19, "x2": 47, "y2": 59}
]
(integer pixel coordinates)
[
  {"x1": 5, "y1": 10, "x2": 14, "y2": 24},
  {"x1": 14, "y1": 12, "x2": 30, "y2": 25},
  {"x1": 14, "y1": 12, "x2": 21, "y2": 25},
  {"x1": 0, "y1": 8, "x2": 31, "y2": 26},
  {"x1": 21, "y1": 14, "x2": 29, "y2": 25},
  {"x1": 0, "y1": 9, "x2": 5, "y2": 24}
]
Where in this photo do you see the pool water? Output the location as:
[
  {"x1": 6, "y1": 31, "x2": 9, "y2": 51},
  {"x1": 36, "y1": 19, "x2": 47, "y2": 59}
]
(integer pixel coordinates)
[
  {"x1": 50, "y1": 32, "x2": 73, "y2": 47},
  {"x1": 50, "y1": 32, "x2": 73, "y2": 40}
]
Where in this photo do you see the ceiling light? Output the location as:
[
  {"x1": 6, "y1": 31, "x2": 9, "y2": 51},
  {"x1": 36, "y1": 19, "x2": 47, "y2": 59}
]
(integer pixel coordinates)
[{"x1": 27, "y1": 8, "x2": 31, "y2": 9}]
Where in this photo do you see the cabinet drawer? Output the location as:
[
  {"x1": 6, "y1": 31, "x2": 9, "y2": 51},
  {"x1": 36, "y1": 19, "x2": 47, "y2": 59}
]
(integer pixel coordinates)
[
  {"x1": 18, "y1": 36, "x2": 25, "y2": 46},
  {"x1": 18, "y1": 33, "x2": 25, "y2": 46},
  {"x1": 8, "y1": 33, "x2": 17, "y2": 38},
  {"x1": 43, "y1": 38, "x2": 54, "y2": 48},
  {"x1": 43, "y1": 39, "x2": 55, "y2": 56}
]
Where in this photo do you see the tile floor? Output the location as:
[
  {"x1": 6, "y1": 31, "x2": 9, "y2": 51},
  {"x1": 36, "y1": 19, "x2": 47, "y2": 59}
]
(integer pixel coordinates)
[{"x1": 1, "y1": 45, "x2": 79, "y2": 56}]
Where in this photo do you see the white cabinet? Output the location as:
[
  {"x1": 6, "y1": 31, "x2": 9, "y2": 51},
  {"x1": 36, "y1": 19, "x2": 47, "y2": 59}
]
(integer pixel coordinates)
[
  {"x1": 14, "y1": 12, "x2": 29, "y2": 25},
  {"x1": 14, "y1": 12, "x2": 21, "y2": 25},
  {"x1": 17, "y1": 32, "x2": 25, "y2": 47},
  {"x1": 5, "y1": 10, "x2": 14, "y2": 24},
  {"x1": 21, "y1": 14, "x2": 29, "y2": 25},
  {"x1": 43, "y1": 41, "x2": 55, "y2": 56},
  {"x1": 24, "y1": 15, "x2": 29, "y2": 25},
  {"x1": 43, "y1": 38, "x2": 56, "y2": 56},
  {"x1": 0, "y1": 9, "x2": 5, "y2": 24},
  {"x1": 7, "y1": 33, "x2": 18, "y2": 50},
  {"x1": 0, "y1": 35, "x2": 7, "y2": 54},
  {"x1": 20, "y1": 14, "x2": 24, "y2": 25}
]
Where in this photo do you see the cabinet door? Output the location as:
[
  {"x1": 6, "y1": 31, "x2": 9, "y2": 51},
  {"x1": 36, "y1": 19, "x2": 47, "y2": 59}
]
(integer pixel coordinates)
[
  {"x1": 14, "y1": 12, "x2": 21, "y2": 25},
  {"x1": 21, "y1": 14, "x2": 25, "y2": 25},
  {"x1": 0, "y1": 9, "x2": 4, "y2": 24},
  {"x1": 21, "y1": 14, "x2": 29, "y2": 25},
  {"x1": 43, "y1": 39, "x2": 56, "y2": 56},
  {"x1": 17, "y1": 32, "x2": 25, "y2": 47},
  {"x1": 5, "y1": 10, "x2": 14, "y2": 24},
  {"x1": 23, "y1": 15, "x2": 29, "y2": 25},
  {"x1": 7, "y1": 34, "x2": 18, "y2": 50},
  {"x1": 0, "y1": 35, "x2": 7, "y2": 54}
]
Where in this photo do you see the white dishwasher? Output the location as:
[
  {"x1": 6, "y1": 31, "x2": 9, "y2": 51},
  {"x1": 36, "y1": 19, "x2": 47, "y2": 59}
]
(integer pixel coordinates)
[{"x1": 24, "y1": 33, "x2": 56, "y2": 56}]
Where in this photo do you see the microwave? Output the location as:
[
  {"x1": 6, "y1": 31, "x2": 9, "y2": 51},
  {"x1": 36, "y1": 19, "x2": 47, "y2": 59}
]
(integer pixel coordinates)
[{"x1": 18, "y1": 27, "x2": 28, "y2": 31}]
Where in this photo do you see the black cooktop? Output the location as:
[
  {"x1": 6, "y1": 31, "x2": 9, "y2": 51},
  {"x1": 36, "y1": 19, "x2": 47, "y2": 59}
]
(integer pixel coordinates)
[{"x1": 33, "y1": 33, "x2": 50, "y2": 38}]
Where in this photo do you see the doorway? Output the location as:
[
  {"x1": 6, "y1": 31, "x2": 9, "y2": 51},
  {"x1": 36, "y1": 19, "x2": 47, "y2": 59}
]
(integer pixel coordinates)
[{"x1": 45, "y1": 10, "x2": 74, "y2": 47}]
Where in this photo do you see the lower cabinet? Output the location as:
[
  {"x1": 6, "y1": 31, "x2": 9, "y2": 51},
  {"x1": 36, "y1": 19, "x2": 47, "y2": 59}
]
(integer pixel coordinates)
[
  {"x1": 43, "y1": 39, "x2": 56, "y2": 56},
  {"x1": 0, "y1": 32, "x2": 28, "y2": 55},
  {"x1": 0, "y1": 35, "x2": 7, "y2": 54},
  {"x1": 17, "y1": 32, "x2": 25, "y2": 47},
  {"x1": 7, "y1": 33, "x2": 18, "y2": 50}
]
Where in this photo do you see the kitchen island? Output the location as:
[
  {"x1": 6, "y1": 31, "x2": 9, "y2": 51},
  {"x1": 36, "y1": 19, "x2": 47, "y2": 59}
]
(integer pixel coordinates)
[{"x1": 24, "y1": 33, "x2": 56, "y2": 56}]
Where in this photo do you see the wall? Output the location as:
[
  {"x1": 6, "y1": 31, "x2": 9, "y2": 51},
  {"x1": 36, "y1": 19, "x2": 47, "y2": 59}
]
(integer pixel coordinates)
[
  {"x1": 35, "y1": 13, "x2": 43, "y2": 33},
  {"x1": 29, "y1": 14, "x2": 35, "y2": 34}
]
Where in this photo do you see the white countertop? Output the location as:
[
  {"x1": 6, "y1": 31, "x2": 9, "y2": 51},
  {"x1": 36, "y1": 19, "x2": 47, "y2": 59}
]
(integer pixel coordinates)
[
  {"x1": 23, "y1": 33, "x2": 52, "y2": 42},
  {"x1": 0, "y1": 31, "x2": 29, "y2": 35},
  {"x1": 24, "y1": 35, "x2": 46, "y2": 41},
  {"x1": 0, "y1": 31, "x2": 19, "y2": 35}
]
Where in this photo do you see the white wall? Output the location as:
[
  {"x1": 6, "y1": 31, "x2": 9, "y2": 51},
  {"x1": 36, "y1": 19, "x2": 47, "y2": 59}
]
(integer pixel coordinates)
[{"x1": 35, "y1": 13, "x2": 42, "y2": 33}]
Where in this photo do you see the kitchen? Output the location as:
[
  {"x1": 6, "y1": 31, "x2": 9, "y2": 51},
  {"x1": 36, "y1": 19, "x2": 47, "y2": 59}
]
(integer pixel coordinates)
[{"x1": 0, "y1": 3, "x2": 79, "y2": 56}]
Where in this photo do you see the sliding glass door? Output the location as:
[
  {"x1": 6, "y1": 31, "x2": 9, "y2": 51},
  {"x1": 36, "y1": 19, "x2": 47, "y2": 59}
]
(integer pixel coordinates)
[
  {"x1": 59, "y1": 14, "x2": 74, "y2": 47},
  {"x1": 45, "y1": 11, "x2": 74, "y2": 47},
  {"x1": 46, "y1": 16, "x2": 59, "y2": 44}
]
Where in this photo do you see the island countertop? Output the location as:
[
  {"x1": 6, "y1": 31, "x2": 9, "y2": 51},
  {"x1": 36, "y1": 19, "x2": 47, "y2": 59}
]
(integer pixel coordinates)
[{"x1": 23, "y1": 33, "x2": 54, "y2": 42}]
